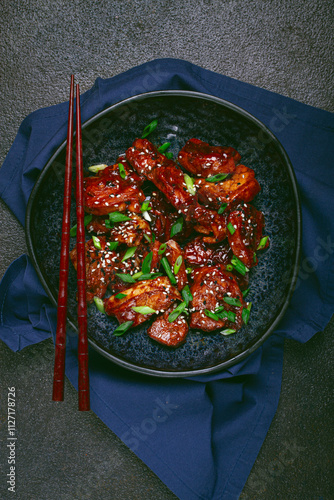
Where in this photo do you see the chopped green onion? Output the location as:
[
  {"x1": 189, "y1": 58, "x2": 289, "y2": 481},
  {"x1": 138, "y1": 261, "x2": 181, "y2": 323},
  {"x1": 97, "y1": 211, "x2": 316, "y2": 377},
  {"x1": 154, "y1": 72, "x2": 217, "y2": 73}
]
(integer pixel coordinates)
[
  {"x1": 141, "y1": 199, "x2": 151, "y2": 212},
  {"x1": 132, "y1": 271, "x2": 143, "y2": 280},
  {"x1": 184, "y1": 174, "x2": 196, "y2": 195},
  {"x1": 108, "y1": 212, "x2": 132, "y2": 223},
  {"x1": 227, "y1": 222, "x2": 236, "y2": 235},
  {"x1": 116, "y1": 273, "x2": 136, "y2": 283},
  {"x1": 242, "y1": 288, "x2": 250, "y2": 298},
  {"x1": 92, "y1": 235, "x2": 102, "y2": 250},
  {"x1": 113, "y1": 320, "x2": 133, "y2": 336},
  {"x1": 181, "y1": 285, "x2": 193, "y2": 306},
  {"x1": 223, "y1": 296, "x2": 242, "y2": 307},
  {"x1": 141, "y1": 119, "x2": 158, "y2": 138},
  {"x1": 205, "y1": 173, "x2": 229, "y2": 183},
  {"x1": 88, "y1": 164, "x2": 108, "y2": 173},
  {"x1": 142, "y1": 251, "x2": 153, "y2": 274},
  {"x1": 132, "y1": 306, "x2": 156, "y2": 315},
  {"x1": 161, "y1": 257, "x2": 177, "y2": 285},
  {"x1": 231, "y1": 256, "x2": 249, "y2": 276},
  {"x1": 122, "y1": 246, "x2": 137, "y2": 262},
  {"x1": 168, "y1": 301, "x2": 187, "y2": 323},
  {"x1": 186, "y1": 267, "x2": 193, "y2": 274},
  {"x1": 217, "y1": 309, "x2": 236, "y2": 323},
  {"x1": 108, "y1": 241, "x2": 119, "y2": 251},
  {"x1": 118, "y1": 163, "x2": 126, "y2": 179},
  {"x1": 104, "y1": 219, "x2": 113, "y2": 229},
  {"x1": 218, "y1": 203, "x2": 228, "y2": 214},
  {"x1": 70, "y1": 214, "x2": 93, "y2": 237},
  {"x1": 242, "y1": 308, "x2": 250, "y2": 325},
  {"x1": 220, "y1": 329, "x2": 236, "y2": 336},
  {"x1": 115, "y1": 293, "x2": 127, "y2": 299},
  {"x1": 205, "y1": 309, "x2": 220, "y2": 322},
  {"x1": 226, "y1": 264, "x2": 233, "y2": 272},
  {"x1": 170, "y1": 216, "x2": 184, "y2": 238},
  {"x1": 137, "y1": 272, "x2": 163, "y2": 280},
  {"x1": 93, "y1": 297, "x2": 105, "y2": 313},
  {"x1": 157, "y1": 142, "x2": 171, "y2": 153},
  {"x1": 143, "y1": 233, "x2": 152, "y2": 244},
  {"x1": 174, "y1": 255, "x2": 183, "y2": 275},
  {"x1": 165, "y1": 152, "x2": 174, "y2": 159},
  {"x1": 257, "y1": 236, "x2": 268, "y2": 250},
  {"x1": 158, "y1": 243, "x2": 167, "y2": 255}
]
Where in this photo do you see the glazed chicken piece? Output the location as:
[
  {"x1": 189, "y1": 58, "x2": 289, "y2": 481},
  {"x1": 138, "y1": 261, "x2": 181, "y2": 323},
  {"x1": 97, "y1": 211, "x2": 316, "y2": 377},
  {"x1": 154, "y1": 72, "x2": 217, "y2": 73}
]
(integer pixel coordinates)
[
  {"x1": 84, "y1": 162, "x2": 145, "y2": 215},
  {"x1": 126, "y1": 138, "x2": 227, "y2": 243},
  {"x1": 184, "y1": 237, "x2": 232, "y2": 268},
  {"x1": 227, "y1": 203, "x2": 269, "y2": 269},
  {"x1": 177, "y1": 138, "x2": 241, "y2": 177},
  {"x1": 87, "y1": 213, "x2": 152, "y2": 246},
  {"x1": 104, "y1": 276, "x2": 181, "y2": 328},
  {"x1": 147, "y1": 305, "x2": 188, "y2": 347},
  {"x1": 189, "y1": 265, "x2": 246, "y2": 332},
  {"x1": 194, "y1": 165, "x2": 261, "y2": 210},
  {"x1": 148, "y1": 190, "x2": 192, "y2": 242},
  {"x1": 164, "y1": 239, "x2": 188, "y2": 291}
]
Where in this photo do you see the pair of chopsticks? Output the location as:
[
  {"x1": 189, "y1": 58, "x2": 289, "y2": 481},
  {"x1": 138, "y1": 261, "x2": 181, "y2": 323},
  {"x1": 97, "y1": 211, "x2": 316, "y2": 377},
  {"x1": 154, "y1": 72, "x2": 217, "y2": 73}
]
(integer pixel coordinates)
[{"x1": 52, "y1": 75, "x2": 90, "y2": 411}]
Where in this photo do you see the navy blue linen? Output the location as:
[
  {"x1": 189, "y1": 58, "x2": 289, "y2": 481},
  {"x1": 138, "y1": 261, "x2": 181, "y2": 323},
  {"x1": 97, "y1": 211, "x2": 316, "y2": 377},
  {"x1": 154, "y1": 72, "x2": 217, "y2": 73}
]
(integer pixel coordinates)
[{"x1": 0, "y1": 59, "x2": 333, "y2": 500}]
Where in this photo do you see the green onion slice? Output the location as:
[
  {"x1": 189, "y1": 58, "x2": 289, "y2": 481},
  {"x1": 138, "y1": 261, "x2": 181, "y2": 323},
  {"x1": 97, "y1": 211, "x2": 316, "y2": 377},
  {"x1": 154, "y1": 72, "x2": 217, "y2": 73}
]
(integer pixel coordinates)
[
  {"x1": 118, "y1": 163, "x2": 126, "y2": 179},
  {"x1": 107, "y1": 241, "x2": 119, "y2": 251},
  {"x1": 220, "y1": 328, "x2": 236, "y2": 336},
  {"x1": 158, "y1": 243, "x2": 167, "y2": 255},
  {"x1": 186, "y1": 267, "x2": 193, "y2": 274},
  {"x1": 170, "y1": 216, "x2": 183, "y2": 238},
  {"x1": 205, "y1": 309, "x2": 220, "y2": 322},
  {"x1": 142, "y1": 251, "x2": 153, "y2": 274},
  {"x1": 223, "y1": 296, "x2": 242, "y2": 307},
  {"x1": 141, "y1": 199, "x2": 151, "y2": 212},
  {"x1": 227, "y1": 222, "x2": 236, "y2": 235},
  {"x1": 242, "y1": 288, "x2": 250, "y2": 298},
  {"x1": 137, "y1": 272, "x2": 163, "y2": 281},
  {"x1": 226, "y1": 264, "x2": 233, "y2": 272},
  {"x1": 231, "y1": 256, "x2": 249, "y2": 276},
  {"x1": 141, "y1": 119, "x2": 158, "y2": 138},
  {"x1": 218, "y1": 203, "x2": 228, "y2": 214},
  {"x1": 108, "y1": 212, "x2": 132, "y2": 223},
  {"x1": 132, "y1": 306, "x2": 156, "y2": 315},
  {"x1": 104, "y1": 219, "x2": 113, "y2": 229},
  {"x1": 92, "y1": 236, "x2": 102, "y2": 250},
  {"x1": 165, "y1": 152, "x2": 174, "y2": 159},
  {"x1": 88, "y1": 164, "x2": 108, "y2": 173},
  {"x1": 122, "y1": 246, "x2": 137, "y2": 262},
  {"x1": 242, "y1": 308, "x2": 250, "y2": 325},
  {"x1": 143, "y1": 233, "x2": 152, "y2": 244},
  {"x1": 157, "y1": 142, "x2": 171, "y2": 153},
  {"x1": 205, "y1": 173, "x2": 229, "y2": 183},
  {"x1": 115, "y1": 292, "x2": 127, "y2": 299},
  {"x1": 161, "y1": 257, "x2": 177, "y2": 285},
  {"x1": 168, "y1": 301, "x2": 187, "y2": 323},
  {"x1": 184, "y1": 174, "x2": 196, "y2": 195},
  {"x1": 181, "y1": 285, "x2": 193, "y2": 306},
  {"x1": 70, "y1": 214, "x2": 93, "y2": 237},
  {"x1": 257, "y1": 236, "x2": 269, "y2": 250},
  {"x1": 174, "y1": 255, "x2": 183, "y2": 275},
  {"x1": 116, "y1": 273, "x2": 136, "y2": 283},
  {"x1": 132, "y1": 271, "x2": 143, "y2": 280},
  {"x1": 216, "y1": 308, "x2": 236, "y2": 322},
  {"x1": 93, "y1": 297, "x2": 105, "y2": 313},
  {"x1": 113, "y1": 320, "x2": 134, "y2": 336}
]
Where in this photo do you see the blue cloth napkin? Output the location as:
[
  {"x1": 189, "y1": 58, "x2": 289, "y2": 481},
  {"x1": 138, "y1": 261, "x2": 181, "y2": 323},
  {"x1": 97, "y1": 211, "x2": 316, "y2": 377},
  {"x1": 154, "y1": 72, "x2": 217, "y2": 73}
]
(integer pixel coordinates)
[{"x1": 1, "y1": 59, "x2": 333, "y2": 500}]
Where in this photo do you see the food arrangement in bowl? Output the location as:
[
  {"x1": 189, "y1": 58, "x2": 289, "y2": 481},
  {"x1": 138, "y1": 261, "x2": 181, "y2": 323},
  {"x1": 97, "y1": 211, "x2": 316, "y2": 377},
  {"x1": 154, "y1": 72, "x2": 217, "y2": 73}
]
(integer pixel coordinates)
[
  {"x1": 26, "y1": 91, "x2": 300, "y2": 375},
  {"x1": 70, "y1": 124, "x2": 269, "y2": 349}
]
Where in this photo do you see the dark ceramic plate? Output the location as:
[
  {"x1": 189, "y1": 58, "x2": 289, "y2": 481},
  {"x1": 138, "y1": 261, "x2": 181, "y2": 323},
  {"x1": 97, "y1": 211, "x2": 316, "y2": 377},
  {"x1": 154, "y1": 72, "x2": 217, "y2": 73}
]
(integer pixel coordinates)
[{"x1": 25, "y1": 90, "x2": 301, "y2": 377}]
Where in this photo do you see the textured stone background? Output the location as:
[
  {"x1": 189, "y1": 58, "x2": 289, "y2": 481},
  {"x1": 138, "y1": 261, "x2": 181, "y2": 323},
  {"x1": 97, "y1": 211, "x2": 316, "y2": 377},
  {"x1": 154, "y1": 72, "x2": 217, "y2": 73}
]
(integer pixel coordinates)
[{"x1": 0, "y1": 0, "x2": 333, "y2": 499}]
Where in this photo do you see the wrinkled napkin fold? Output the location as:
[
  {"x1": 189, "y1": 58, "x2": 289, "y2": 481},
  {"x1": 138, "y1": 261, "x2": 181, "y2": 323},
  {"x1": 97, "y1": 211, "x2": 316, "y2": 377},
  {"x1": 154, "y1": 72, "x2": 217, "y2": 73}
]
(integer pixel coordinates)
[{"x1": 1, "y1": 59, "x2": 333, "y2": 500}]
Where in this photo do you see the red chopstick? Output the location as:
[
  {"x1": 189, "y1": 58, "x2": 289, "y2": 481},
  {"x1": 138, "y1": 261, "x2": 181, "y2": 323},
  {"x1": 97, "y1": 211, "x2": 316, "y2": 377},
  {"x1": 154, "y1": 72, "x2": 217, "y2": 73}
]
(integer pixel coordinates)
[
  {"x1": 52, "y1": 75, "x2": 75, "y2": 402},
  {"x1": 75, "y1": 84, "x2": 90, "y2": 411}
]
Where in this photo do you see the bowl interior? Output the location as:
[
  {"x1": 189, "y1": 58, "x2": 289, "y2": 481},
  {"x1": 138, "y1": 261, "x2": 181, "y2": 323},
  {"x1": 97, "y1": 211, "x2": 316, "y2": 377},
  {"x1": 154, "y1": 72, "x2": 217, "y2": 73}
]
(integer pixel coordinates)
[{"x1": 26, "y1": 91, "x2": 300, "y2": 376}]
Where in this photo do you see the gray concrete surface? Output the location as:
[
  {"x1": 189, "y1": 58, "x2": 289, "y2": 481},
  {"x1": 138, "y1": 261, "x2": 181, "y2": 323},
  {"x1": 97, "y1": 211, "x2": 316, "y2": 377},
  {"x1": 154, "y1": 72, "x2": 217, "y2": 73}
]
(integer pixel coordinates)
[{"x1": 1, "y1": 1, "x2": 333, "y2": 499}]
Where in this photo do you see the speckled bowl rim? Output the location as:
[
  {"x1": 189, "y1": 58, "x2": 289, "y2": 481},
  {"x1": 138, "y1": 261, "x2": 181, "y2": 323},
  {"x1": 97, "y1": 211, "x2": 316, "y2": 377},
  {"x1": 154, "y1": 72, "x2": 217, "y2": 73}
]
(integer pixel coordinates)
[{"x1": 26, "y1": 90, "x2": 302, "y2": 378}]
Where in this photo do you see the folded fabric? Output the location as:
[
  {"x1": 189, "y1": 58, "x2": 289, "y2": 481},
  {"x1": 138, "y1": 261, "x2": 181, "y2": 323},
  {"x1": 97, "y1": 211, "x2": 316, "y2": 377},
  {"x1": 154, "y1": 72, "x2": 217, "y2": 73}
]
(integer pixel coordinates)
[{"x1": 1, "y1": 58, "x2": 333, "y2": 500}]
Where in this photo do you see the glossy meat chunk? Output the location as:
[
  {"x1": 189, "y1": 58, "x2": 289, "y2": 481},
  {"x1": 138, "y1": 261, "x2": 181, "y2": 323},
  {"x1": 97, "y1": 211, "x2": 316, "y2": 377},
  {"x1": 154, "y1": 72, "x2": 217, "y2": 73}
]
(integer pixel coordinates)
[
  {"x1": 227, "y1": 203, "x2": 268, "y2": 268},
  {"x1": 194, "y1": 165, "x2": 261, "y2": 210},
  {"x1": 189, "y1": 265, "x2": 246, "y2": 332},
  {"x1": 164, "y1": 239, "x2": 188, "y2": 291},
  {"x1": 104, "y1": 276, "x2": 181, "y2": 327},
  {"x1": 84, "y1": 162, "x2": 145, "y2": 215},
  {"x1": 147, "y1": 305, "x2": 188, "y2": 347},
  {"x1": 126, "y1": 139, "x2": 227, "y2": 242},
  {"x1": 178, "y1": 138, "x2": 241, "y2": 177},
  {"x1": 87, "y1": 213, "x2": 152, "y2": 246}
]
